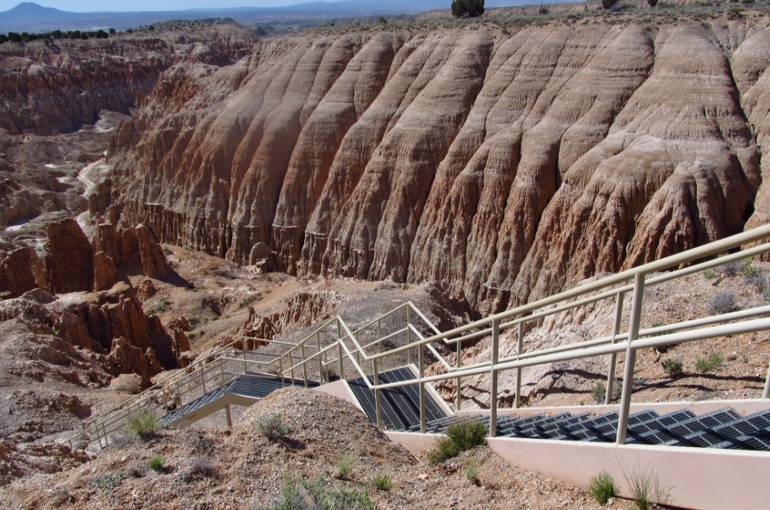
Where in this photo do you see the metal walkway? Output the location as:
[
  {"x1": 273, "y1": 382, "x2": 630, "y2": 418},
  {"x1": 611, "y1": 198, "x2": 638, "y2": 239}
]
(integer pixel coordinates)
[
  {"x1": 406, "y1": 407, "x2": 770, "y2": 452},
  {"x1": 159, "y1": 374, "x2": 319, "y2": 427},
  {"x1": 348, "y1": 367, "x2": 450, "y2": 430}
]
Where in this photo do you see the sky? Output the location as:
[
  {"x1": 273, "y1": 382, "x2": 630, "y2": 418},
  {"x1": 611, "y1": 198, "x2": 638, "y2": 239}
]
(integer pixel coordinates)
[{"x1": 0, "y1": 0, "x2": 342, "y2": 11}]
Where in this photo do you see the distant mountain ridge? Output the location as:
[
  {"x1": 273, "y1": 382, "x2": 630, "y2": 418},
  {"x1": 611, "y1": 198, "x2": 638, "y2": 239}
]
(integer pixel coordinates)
[{"x1": 0, "y1": 1, "x2": 535, "y2": 32}]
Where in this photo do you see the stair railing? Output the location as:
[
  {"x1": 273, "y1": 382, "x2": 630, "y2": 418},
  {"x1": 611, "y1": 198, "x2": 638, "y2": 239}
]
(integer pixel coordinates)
[{"x1": 355, "y1": 224, "x2": 770, "y2": 443}]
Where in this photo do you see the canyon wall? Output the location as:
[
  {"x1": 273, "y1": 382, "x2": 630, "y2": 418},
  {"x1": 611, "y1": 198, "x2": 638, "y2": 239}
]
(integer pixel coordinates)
[
  {"x1": 108, "y1": 20, "x2": 769, "y2": 313},
  {"x1": 0, "y1": 22, "x2": 257, "y2": 135}
]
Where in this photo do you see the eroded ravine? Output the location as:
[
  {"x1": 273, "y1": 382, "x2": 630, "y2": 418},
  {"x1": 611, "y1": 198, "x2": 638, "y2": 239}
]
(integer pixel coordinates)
[{"x1": 107, "y1": 20, "x2": 770, "y2": 313}]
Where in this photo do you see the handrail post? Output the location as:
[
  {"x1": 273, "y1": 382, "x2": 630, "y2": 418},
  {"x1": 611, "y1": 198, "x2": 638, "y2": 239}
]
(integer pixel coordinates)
[
  {"x1": 515, "y1": 321, "x2": 524, "y2": 408},
  {"x1": 242, "y1": 350, "x2": 248, "y2": 375},
  {"x1": 489, "y1": 318, "x2": 500, "y2": 437},
  {"x1": 279, "y1": 356, "x2": 285, "y2": 383},
  {"x1": 225, "y1": 404, "x2": 233, "y2": 429},
  {"x1": 301, "y1": 343, "x2": 309, "y2": 387},
  {"x1": 289, "y1": 350, "x2": 296, "y2": 383},
  {"x1": 455, "y1": 339, "x2": 462, "y2": 411},
  {"x1": 418, "y1": 341, "x2": 426, "y2": 433},
  {"x1": 406, "y1": 305, "x2": 412, "y2": 366},
  {"x1": 763, "y1": 358, "x2": 770, "y2": 399},
  {"x1": 373, "y1": 357, "x2": 383, "y2": 429},
  {"x1": 316, "y1": 332, "x2": 324, "y2": 383},
  {"x1": 200, "y1": 370, "x2": 207, "y2": 394},
  {"x1": 338, "y1": 342, "x2": 344, "y2": 381},
  {"x1": 616, "y1": 273, "x2": 644, "y2": 445},
  {"x1": 605, "y1": 290, "x2": 625, "y2": 404}
]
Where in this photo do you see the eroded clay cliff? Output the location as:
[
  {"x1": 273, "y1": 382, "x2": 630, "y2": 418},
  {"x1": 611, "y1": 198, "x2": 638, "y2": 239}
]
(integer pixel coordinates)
[{"x1": 107, "y1": 19, "x2": 768, "y2": 312}]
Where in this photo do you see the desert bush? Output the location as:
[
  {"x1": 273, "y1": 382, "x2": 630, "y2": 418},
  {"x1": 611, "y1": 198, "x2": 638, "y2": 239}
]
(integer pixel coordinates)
[
  {"x1": 371, "y1": 473, "x2": 392, "y2": 491},
  {"x1": 427, "y1": 421, "x2": 486, "y2": 464},
  {"x1": 451, "y1": 0, "x2": 484, "y2": 17},
  {"x1": 447, "y1": 421, "x2": 487, "y2": 450},
  {"x1": 719, "y1": 260, "x2": 742, "y2": 276},
  {"x1": 662, "y1": 357, "x2": 683, "y2": 376},
  {"x1": 626, "y1": 468, "x2": 668, "y2": 510},
  {"x1": 464, "y1": 461, "x2": 481, "y2": 485},
  {"x1": 704, "y1": 269, "x2": 716, "y2": 279},
  {"x1": 335, "y1": 453, "x2": 357, "y2": 479},
  {"x1": 257, "y1": 414, "x2": 291, "y2": 442},
  {"x1": 127, "y1": 410, "x2": 158, "y2": 440},
  {"x1": 182, "y1": 457, "x2": 217, "y2": 481},
  {"x1": 647, "y1": 0, "x2": 658, "y2": 6},
  {"x1": 91, "y1": 472, "x2": 127, "y2": 490},
  {"x1": 148, "y1": 455, "x2": 165, "y2": 472},
  {"x1": 709, "y1": 291, "x2": 737, "y2": 314},
  {"x1": 427, "y1": 437, "x2": 462, "y2": 464},
  {"x1": 601, "y1": 0, "x2": 619, "y2": 8},
  {"x1": 261, "y1": 475, "x2": 375, "y2": 510},
  {"x1": 696, "y1": 351, "x2": 723, "y2": 373},
  {"x1": 589, "y1": 472, "x2": 615, "y2": 505},
  {"x1": 592, "y1": 382, "x2": 607, "y2": 403}
]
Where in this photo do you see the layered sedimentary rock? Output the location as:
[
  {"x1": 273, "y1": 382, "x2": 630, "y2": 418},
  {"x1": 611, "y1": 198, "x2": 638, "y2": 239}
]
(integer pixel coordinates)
[
  {"x1": 109, "y1": 21, "x2": 767, "y2": 312},
  {"x1": 0, "y1": 21, "x2": 257, "y2": 135}
]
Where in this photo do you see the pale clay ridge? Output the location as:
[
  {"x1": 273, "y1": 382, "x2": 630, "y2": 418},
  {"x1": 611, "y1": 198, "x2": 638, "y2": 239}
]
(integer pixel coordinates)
[{"x1": 109, "y1": 21, "x2": 768, "y2": 313}]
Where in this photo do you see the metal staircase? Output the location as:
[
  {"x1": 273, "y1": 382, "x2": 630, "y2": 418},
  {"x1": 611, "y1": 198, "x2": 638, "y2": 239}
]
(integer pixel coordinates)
[{"x1": 66, "y1": 224, "x2": 770, "y2": 508}]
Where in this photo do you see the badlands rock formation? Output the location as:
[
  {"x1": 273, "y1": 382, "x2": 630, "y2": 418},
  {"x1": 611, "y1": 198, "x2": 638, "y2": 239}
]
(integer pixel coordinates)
[
  {"x1": 0, "y1": 21, "x2": 257, "y2": 135},
  {"x1": 0, "y1": 219, "x2": 171, "y2": 298},
  {"x1": 106, "y1": 19, "x2": 766, "y2": 313}
]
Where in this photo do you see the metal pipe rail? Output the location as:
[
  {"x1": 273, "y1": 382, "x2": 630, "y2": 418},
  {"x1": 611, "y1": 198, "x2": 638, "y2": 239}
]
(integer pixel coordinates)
[{"x1": 359, "y1": 225, "x2": 770, "y2": 441}]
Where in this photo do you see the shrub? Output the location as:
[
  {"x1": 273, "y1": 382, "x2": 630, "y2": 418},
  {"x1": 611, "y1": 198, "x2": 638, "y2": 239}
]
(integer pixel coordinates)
[
  {"x1": 647, "y1": 0, "x2": 658, "y2": 6},
  {"x1": 601, "y1": 0, "x2": 619, "y2": 8},
  {"x1": 719, "y1": 260, "x2": 741, "y2": 276},
  {"x1": 371, "y1": 473, "x2": 392, "y2": 491},
  {"x1": 741, "y1": 261, "x2": 760, "y2": 278},
  {"x1": 592, "y1": 382, "x2": 607, "y2": 404},
  {"x1": 451, "y1": 0, "x2": 484, "y2": 17},
  {"x1": 91, "y1": 473, "x2": 126, "y2": 490},
  {"x1": 427, "y1": 437, "x2": 462, "y2": 464},
  {"x1": 696, "y1": 352, "x2": 723, "y2": 373},
  {"x1": 589, "y1": 472, "x2": 615, "y2": 505},
  {"x1": 662, "y1": 357, "x2": 683, "y2": 376},
  {"x1": 464, "y1": 461, "x2": 481, "y2": 485},
  {"x1": 709, "y1": 291, "x2": 737, "y2": 314},
  {"x1": 262, "y1": 475, "x2": 375, "y2": 510},
  {"x1": 625, "y1": 467, "x2": 668, "y2": 510},
  {"x1": 446, "y1": 420, "x2": 487, "y2": 450},
  {"x1": 182, "y1": 457, "x2": 217, "y2": 481},
  {"x1": 257, "y1": 415, "x2": 291, "y2": 442},
  {"x1": 148, "y1": 455, "x2": 165, "y2": 472},
  {"x1": 592, "y1": 381, "x2": 621, "y2": 403},
  {"x1": 127, "y1": 410, "x2": 158, "y2": 440},
  {"x1": 704, "y1": 269, "x2": 716, "y2": 280},
  {"x1": 335, "y1": 453, "x2": 357, "y2": 479}
]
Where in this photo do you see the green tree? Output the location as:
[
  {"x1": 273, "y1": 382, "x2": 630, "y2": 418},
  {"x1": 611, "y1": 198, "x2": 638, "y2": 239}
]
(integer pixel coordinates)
[
  {"x1": 601, "y1": 0, "x2": 619, "y2": 8},
  {"x1": 0, "y1": 34, "x2": 8, "y2": 44},
  {"x1": 7, "y1": 32, "x2": 22, "y2": 43},
  {"x1": 452, "y1": 0, "x2": 485, "y2": 17}
]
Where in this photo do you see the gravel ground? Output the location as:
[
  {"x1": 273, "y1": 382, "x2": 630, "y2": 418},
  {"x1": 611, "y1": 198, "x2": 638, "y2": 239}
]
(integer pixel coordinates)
[{"x1": 0, "y1": 387, "x2": 625, "y2": 509}]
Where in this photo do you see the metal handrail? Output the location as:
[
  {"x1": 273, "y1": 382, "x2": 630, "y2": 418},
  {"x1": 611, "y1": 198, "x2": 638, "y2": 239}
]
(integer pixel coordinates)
[{"x1": 71, "y1": 224, "x2": 770, "y2": 448}]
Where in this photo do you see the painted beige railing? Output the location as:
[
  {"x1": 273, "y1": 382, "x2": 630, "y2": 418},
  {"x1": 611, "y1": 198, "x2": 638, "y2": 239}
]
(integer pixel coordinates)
[{"x1": 70, "y1": 224, "x2": 770, "y2": 448}]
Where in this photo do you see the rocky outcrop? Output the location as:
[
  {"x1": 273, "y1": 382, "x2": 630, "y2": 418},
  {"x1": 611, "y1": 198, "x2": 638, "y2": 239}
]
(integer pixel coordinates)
[
  {"x1": 0, "y1": 248, "x2": 44, "y2": 299},
  {"x1": 44, "y1": 219, "x2": 93, "y2": 294},
  {"x1": 109, "y1": 21, "x2": 766, "y2": 312},
  {"x1": 135, "y1": 224, "x2": 171, "y2": 280},
  {"x1": 0, "y1": 220, "x2": 172, "y2": 298}
]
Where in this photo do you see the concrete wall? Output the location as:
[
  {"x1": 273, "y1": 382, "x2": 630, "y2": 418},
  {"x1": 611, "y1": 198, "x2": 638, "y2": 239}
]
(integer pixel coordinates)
[
  {"x1": 488, "y1": 437, "x2": 770, "y2": 509},
  {"x1": 386, "y1": 430, "x2": 445, "y2": 456},
  {"x1": 315, "y1": 379, "x2": 364, "y2": 412}
]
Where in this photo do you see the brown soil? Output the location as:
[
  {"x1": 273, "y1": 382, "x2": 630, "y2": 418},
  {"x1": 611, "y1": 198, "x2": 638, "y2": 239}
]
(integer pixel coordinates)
[{"x1": 0, "y1": 387, "x2": 623, "y2": 509}]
